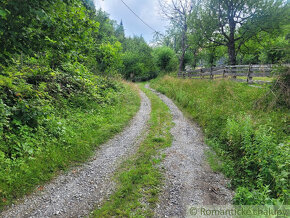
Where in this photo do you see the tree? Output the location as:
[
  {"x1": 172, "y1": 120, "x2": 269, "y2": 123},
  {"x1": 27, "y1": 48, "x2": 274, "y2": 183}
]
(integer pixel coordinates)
[
  {"x1": 122, "y1": 36, "x2": 157, "y2": 81},
  {"x1": 82, "y1": 0, "x2": 95, "y2": 11},
  {"x1": 159, "y1": 0, "x2": 197, "y2": 72},
  {"x1": 153, "y1": 46, "x2": 178, "y2": 72},
  {"x1": 196, "y1": 0, "x2": 289, "y2": 65},
  {"x1": 115, "y1": 20, "x2": 125, "y2": 43}
]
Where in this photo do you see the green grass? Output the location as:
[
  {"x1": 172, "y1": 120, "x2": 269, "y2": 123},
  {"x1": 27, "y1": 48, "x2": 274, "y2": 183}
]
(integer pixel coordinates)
[
  {"x1": 91, "y1": 84, "x2": 173, "y2": 217},
  {"x1": 0, "y1": 82, "x2": 140, "y2": 210},
  {"x1": 205, "y1": 150, "x2": 223, "y2": 173},
  {"x1": 150, "y1": 76, "x2": 289, "y2": 205},
  {"x1": 238, "y1": 76, "x2": 274, "y2": 82},
  {"x1": 183, "y1": 75, "x2": 273, "y2": 82}
]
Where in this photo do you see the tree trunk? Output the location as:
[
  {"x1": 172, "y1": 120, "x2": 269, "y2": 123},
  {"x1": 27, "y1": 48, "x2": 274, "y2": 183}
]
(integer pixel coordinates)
[
  {"x1": 179, "y1": 23, "x2": 187, "y2": 73},
  {"x1": 228, "y1": 9, "x2": 237, "y2": 66},
  {"x1": 228, "y1": 41, "x2": 236, "y2": 65},
  {"x1": 179, "y1": 50, "x2": 185, "y2": 73}
]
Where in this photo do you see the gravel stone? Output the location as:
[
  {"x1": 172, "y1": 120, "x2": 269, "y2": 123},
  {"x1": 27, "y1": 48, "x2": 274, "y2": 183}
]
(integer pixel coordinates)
[
  {"x1": 146, "y1": 85, "x2": 234, "y2": 218},
  {"x1": 0, "y1": 90, "x2": 151, "y2": 218}
]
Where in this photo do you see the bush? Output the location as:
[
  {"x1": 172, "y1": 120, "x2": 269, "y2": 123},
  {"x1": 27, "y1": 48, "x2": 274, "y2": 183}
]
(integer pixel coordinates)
[
  {"x1": 153, "y1": 46, "x2": 178, "y2": 72},
  {"x1": 96, "y1": 42, "x2": 123, "y2": 75},
  {"x1": 121, "y1": 36, "x2": 157, "y2": 81}
]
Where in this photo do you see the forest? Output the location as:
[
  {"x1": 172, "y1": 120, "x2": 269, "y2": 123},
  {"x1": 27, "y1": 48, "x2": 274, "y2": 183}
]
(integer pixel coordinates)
[{"x1": 0, "y1": 0, "x2": 289, "y2": 216}]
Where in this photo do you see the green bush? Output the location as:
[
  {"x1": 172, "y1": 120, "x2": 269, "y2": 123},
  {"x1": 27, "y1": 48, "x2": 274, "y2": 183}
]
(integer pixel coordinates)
[
  {"x1": 153, "y1": 46, "x2": 178, "y2": 72},
  {"x1": 121, "y1": 36, "x2": 157, "y2": 81}
]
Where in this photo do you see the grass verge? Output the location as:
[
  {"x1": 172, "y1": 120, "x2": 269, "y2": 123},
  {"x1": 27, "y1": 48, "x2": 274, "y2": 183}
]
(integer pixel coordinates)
[
  {"x1": 0, "y1": 82, "x2": 140, "y2": 210},
  {"x1": 150, "y1": 76, "x2": 289, "y2": 205},
  {"x1": 91, "y1": 84, "x2": 173, "y2": 217}
]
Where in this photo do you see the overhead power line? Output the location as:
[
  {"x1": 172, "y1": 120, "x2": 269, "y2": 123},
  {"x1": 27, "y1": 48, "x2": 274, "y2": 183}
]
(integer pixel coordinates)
[{"x1": 120, "y1": 0, "x2": 164, "y2": 36}]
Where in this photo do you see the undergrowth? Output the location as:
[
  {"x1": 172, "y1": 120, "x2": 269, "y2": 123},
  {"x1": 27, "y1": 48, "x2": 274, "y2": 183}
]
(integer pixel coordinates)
[
  {"x1": 0, "y1": 61, "x2": 140, "y2": 209},
  {"x1": 150, "y1": 76, "x2": 289, "y2": 205},
  {"x1": 91, "y1": 84, "x2": 173, "y2": 217}
]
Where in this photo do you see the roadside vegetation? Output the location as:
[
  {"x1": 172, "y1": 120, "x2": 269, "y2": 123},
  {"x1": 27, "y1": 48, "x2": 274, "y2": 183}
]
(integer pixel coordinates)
[
  {"x1": 150, "y1": 75, "x2": 289, "y2": 205},
  {"x1": 0, "y1": 0, "x2": 143, "y2": 209},
  {"x1": 0, "y1": 65, "x2": 140, "y2": 208},
  {"x1": 0, "y1": 0, "x2": 178, "y2": 210},
  {"x1": 92, "y1": 84, "x2": 173, "y2": 217}
]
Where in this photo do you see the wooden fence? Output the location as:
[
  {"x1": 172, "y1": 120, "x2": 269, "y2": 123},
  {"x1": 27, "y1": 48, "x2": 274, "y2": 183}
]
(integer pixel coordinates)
[{"x1": 177, "y1": 64, "x2": 289, "y2": 84}]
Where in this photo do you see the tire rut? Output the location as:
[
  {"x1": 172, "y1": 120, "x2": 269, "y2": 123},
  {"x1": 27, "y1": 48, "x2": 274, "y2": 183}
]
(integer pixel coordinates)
[
  {"x1": 1, "y1": 90, "x2": 151, "y2": 218},
  {"x1": 146, "y1": 85, "x2": 233, "y2": 218}
]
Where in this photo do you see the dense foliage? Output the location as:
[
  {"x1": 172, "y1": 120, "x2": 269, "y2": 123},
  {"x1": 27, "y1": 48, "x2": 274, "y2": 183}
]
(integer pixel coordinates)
[
  {"x1": 0, "y1": 0, "x2": 144, "y2": 208},
  {"x1": 157, "y1": 0, "x2": 290, "y2": 68},
  {"x1": 151, "y1": 76, "x2": 289, "y2": 205},
  {"x1": 153, "y1": 46, "x2": 178, "y2": 73},
  {"x1": 122, "y1": 36, "x2": 158, "y2": 81}
]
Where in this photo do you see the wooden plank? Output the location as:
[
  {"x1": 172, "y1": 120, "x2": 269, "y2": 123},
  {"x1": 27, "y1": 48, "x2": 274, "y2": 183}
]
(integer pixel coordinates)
[
  {"x1": 212, "y1": 66, "x2": 225, "y2": 71},
  {"x1": 201, "y1": 72, "x2": 211, "y2": 76},
  {"x1": 251, "y1": 64, "x2": 273, "y2": 68},
  {"x1": 251, "y1": 72, "x2": 272, "y2": 77},
  {"x1": 226, "y1": 65, "x2": 249, "y2": 68},
  {"x1": 251, "y1": 68, "x2": 272, "y2": 72},
  {"x1": 225, "y1": 69, "x2": 249, "y2": 72},
  {"x1": 224, "y1": 73, "x2": 248, "y2": 76}
]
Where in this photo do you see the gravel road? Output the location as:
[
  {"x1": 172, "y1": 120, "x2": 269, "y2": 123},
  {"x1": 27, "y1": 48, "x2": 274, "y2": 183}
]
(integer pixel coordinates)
[
  {"x1": 146, "y1": 85, "x2": 233, "y2": 217},
  {"x1": 1, "y1": 90, "x2": 151, "y2": 218}
]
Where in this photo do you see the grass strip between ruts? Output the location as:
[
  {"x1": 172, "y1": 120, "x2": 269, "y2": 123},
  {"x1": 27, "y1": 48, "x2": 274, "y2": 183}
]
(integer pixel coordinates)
[{"x1": 91, "y1": 83, "x2": 173, "y2": 217}]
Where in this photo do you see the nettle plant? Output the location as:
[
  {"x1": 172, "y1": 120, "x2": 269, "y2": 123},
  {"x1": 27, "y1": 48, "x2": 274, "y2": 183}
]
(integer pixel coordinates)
[{"x1": 224, "y1": 114, "x2": 289, "y2": 204}]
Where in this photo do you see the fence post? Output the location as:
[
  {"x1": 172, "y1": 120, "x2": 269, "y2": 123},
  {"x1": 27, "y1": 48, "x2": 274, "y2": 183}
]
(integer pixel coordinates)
[
  {"x1": 223, "y1": 67, "x2": 226, "y2": 78},
  {"x1": 232, "y1": 66, "x2": 237, "y2": 79},
  {"x1": 247, "y1": 64, "x2": 253, "y2": 84},
  {"x1": 210, "y1": 66, "x2": 213, "y2": 79},
  {"x1": 200, "y1": 69, "x2": 203, "y2": 79}
]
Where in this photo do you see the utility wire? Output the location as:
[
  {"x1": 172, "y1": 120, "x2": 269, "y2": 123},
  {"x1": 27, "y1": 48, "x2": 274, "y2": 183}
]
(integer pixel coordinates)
[{"x1": 120, "y1": 0, "x2": 164, "y2": 36}]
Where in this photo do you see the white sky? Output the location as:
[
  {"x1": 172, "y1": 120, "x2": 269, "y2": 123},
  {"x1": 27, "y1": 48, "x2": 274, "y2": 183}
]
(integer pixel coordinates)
[{"x1": 94, "y1": 0, "x2": 169, "y2": 42}]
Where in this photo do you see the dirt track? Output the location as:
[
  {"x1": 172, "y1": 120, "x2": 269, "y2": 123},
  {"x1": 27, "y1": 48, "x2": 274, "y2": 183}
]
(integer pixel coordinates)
[{"x1": 146, "y1": 85, "x2": 233, "y2": 217}]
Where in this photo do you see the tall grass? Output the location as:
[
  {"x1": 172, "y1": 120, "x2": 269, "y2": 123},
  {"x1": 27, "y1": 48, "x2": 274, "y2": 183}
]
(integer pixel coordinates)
[{"x1": 151, "y1": 76, "x2": 289, "y2": 205}]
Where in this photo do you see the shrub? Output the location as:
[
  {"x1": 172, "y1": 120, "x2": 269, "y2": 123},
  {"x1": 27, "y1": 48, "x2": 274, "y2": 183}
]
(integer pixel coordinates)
[{"x1": 153, "y1": 46, "x2": 178, "y2": 72}]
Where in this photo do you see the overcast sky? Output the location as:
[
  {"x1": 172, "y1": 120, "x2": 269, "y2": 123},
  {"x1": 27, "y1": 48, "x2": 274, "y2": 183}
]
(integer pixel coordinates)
[{"x1": 94, "y1": 0, "x2": 169, "y2": 42}]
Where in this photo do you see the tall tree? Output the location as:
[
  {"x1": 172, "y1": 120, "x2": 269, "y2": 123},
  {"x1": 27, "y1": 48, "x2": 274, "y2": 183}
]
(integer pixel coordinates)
[
  {"x1": 196, "y1": 0, "x2": 288, "y2": 65},
  {"x1": 115, "y1": 20, "x2": 125, "y2": 42},
  {"x1": 159, "y1": 0, "x2": 196, "y2": 72}
]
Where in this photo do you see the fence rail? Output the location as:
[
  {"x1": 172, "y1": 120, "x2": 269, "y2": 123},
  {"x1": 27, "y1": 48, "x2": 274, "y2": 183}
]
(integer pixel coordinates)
[{"x1": 177, "y1": 64, "x2": 289, "y2": 84}]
